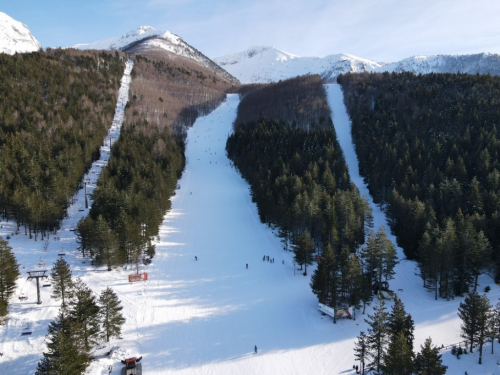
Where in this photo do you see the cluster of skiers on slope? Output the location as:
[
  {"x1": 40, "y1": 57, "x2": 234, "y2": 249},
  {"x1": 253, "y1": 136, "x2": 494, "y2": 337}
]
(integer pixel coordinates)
[
  {"x1": 195, "y1": 255, "x2": 283, "y2": 268},
  {"x1": 263, "y1": 255, "x2": 285, "y2": 265},
  {"x1": 263, "y1": 255, "x2": 275, "y2": 263}
]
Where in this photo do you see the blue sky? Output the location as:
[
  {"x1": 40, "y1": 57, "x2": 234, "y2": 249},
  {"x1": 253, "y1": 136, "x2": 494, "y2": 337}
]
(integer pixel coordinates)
[{"x1": 3, "y1": 0, "x2": 500, "y2": 61}]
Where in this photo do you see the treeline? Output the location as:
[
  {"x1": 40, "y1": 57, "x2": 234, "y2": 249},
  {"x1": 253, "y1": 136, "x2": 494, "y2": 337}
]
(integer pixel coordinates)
[
  {"x1": 0, "y1": 49, "x2": 125, "y2": 238},
  {"x1": 354, "y1": 299, "x2": 447, "y2": 374},
  {"x1": 77, "y1": 119, "x2": 185, "y2": 267},
  {"x1": 77, "y1": 53, "x2": 237, "y2": 268},
  {"x1": 227, "y1": 76, "x2": 373, "y2": 306},
  {"x1": 339, "y1": 72, "x2": 500, "y2": 297},
  {"x1": 0, "y1": 237, "x2": 19, "y2": 322},
  {"x1": 128, "y1": 52, "x2": 236, "y2": 141},
  {"x1": 36, "y1": 259, "x2": 125, "y2": 375},
  {"x1": 234, "y1": 75, "x2": 332, "y2": 131}
]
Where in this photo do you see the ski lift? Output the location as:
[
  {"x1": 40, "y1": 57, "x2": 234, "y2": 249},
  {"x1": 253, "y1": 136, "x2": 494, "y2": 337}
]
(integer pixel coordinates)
[
  {"x1": 21, "y1": 322, "x2": 32, "y2": 336},
  {"x1": 78, "y1": 206, "x2": 85, "y2": 211},
  {"x1": 18, "y1": 293, "x2": 28, "y2": 301}
]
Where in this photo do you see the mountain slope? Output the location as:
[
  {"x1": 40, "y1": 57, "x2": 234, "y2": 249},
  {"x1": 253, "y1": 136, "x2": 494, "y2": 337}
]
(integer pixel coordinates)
[
  {"x1": 74, "y1": 26, "x2": 239, "y2": 85},
  {"x1": 0, "y1": 12, "x2": 41, "y2": 55},
  {"x1": 214, "y1": 46, "x2": 500, "y2": 84},
  {"x1": 381, "y1": 53, "x2": 500, "y2": 75},
  {"x1": 214, "y1": 46, "x2": 381, "y2": 84}
]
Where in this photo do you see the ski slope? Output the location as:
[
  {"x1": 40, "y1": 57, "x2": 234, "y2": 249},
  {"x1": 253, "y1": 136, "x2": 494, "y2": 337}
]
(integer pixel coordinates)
[
  {"x1": 326, "y1": 83, "x2": 500, "y2": 374},
  {"x1": 2, "y1": 73, "x2": 500, "y2": 374}
]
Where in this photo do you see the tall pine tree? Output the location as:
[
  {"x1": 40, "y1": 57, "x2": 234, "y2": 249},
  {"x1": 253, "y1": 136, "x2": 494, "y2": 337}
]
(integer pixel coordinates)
[
  {"x1": 36, "y1": 311, "x2": 90, "y2": 375},
  {"x1": 68, "y1": 279, "x2": 100, "y2": 351},
  {"x1": 365, "y1": 299, "x2": 389, "y2": 373},
  {"x1": 98, "y1": 287, "x2": 126, "y2": 342},
  {"x1": 51, "y1": 258, "x2": 74, "y2": 309},
  {"x1": 458, "y1": 291, "x2": 485, "y2": 354},
  {"x1": 382, "y1": 331, "x2": 414, "y2": 375},
  {"x1": 354, "y1": 331, "x2": 368, "y2": 375},
  {"x1": 414, "y1": 337, "x2": 447, "y2": 375},
  {"x1": 292, "y1": 230, "x2": 316, "y2": 276},
  {"x1": 387, "y1": 298, "x2": 415, "y2": 352}
]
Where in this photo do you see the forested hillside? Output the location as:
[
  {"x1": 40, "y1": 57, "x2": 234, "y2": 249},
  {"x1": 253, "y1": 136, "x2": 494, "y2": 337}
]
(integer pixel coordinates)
[
  {"x1": 0, "y1": 49, "x2": 125, "y2": 238},
  {"x1": 339, "y1": 72, "x2": 500, "y2": 298},
  {"x1": 78, "y1": 52, "x2": 237, "y2": 267},
  {"x1": 227, "y1": 75, "x2": 374, "y2": 309}
]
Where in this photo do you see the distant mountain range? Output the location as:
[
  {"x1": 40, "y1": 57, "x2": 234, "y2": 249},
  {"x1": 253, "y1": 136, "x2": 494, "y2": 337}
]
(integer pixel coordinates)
[
  {"x1": 213, "y1": 46, "x2": 500, "y2": 84},
  {"x1": 0, "y1": 12, "x2": 40, "y2": 55},
  {"x1": 1, "y1": 12, "x2": 499, "y2": 85}
]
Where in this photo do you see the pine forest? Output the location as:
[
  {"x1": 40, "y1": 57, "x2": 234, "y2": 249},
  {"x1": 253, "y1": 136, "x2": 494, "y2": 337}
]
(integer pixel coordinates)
[{"x1": 339, "y1": 71, "x2": 500, "y2": 299}]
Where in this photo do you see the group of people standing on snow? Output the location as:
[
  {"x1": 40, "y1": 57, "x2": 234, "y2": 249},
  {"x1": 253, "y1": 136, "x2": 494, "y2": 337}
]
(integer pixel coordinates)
[{"x1": 263, "y1": 255, "x2": 275, "y2": 263}]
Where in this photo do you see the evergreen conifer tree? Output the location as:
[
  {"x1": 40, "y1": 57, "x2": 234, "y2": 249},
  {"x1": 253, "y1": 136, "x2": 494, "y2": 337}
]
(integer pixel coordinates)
[
  {"x1": 475, "y1": 294, "x2": 492, "y2": 364},
  {"x1": 382, "y1": 331, "x2": 414, "y2": 375},
  {"x1": 354, "y1": 331, "x2": 368, "y2": 375},
  {"x1": 458, "y1": 291, "x2": 484, "y2": 354},
  {"x1": 414, "y1": 337, "x2": 447, "y2": 375},
  {"x1": 51, "y1": 258, "x2": 74, "y2": 309},
  {"x1": 387, "y1": 298, "x2": 415, "y2": 352},
  {"x1": 376, "y1": 227, "x2": 398, "y2": 284},
  {"x1": 37, "y1": 311, "x2": 90, "y2": 375},
  {"x1": 68, "y1": 279, "x2": 100, "y2": 351},
  {"x1": 365, "y1": 299, "x2": 389, "y2": 373},
  {"x1": 292, "y1": 230, "x2": 316, "y2": 276},
  {"x1": 0, "y1": 236, "x2": 20, "y2": 321},
  {"x1": 98, "y1": 287, "x2": 126, "y2": 342},
  {"x1": 490, "y1": 299, "x2": 500, "y2": 354}
]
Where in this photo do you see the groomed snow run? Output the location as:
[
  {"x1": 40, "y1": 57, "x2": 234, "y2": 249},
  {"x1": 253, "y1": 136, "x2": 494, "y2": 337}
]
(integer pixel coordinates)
[{"x1": 2, "y1": 77, "x2": 500, "y2": 374}]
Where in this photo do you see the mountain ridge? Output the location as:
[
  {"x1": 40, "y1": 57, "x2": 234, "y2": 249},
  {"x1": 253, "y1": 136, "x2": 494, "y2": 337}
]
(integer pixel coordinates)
[
  {"x1": 214, "y1": 46, "x2": 500, "y2": 84},
  {"x1": 0, "y1": 12, "x2": 41, "y2": 55},
  {"x1": 74, "y1": 26, "x2": 239, "y2": 85}
]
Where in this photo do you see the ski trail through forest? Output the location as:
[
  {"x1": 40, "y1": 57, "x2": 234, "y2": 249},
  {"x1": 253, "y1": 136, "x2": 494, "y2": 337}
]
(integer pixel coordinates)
[
  {"x1": 1, "y1": 75, "x2": 500, "y2": 375},
  {"x1": 0, "y1": 60, "x2": 133, "y2": 374},
  {"x1": 325, "y1": 84, "x2": 500, "y2": 374}
]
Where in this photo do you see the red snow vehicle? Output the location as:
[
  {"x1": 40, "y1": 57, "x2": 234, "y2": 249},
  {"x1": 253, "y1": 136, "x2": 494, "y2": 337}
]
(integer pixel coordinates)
[{"x1": 121, "y1": 356, "x2": 142, "y2": 375}]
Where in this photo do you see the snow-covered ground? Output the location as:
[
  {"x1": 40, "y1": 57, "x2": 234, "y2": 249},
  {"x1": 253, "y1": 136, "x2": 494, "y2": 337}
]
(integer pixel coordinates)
[{"x1": 1, "y1": 74, "x2": 500, "y2": 374}]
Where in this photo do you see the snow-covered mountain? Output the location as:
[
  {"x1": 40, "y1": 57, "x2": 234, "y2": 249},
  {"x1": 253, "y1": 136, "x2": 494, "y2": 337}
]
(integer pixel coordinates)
[
  {"x1": 214, "y1": 46, "x2": 500, "y2": 84},
  {"x1": 214, "y1": 46, "x2": 381, "y2": 84},
  {"x1": 74, "y1": 26, "x2": 239, "y2": 84},
  {"x1": 0, "y1": 12, "x2": 41, "y2": 55},
  {"x1": 381, "y1": 53, "x2": 500, "y2": 76}
]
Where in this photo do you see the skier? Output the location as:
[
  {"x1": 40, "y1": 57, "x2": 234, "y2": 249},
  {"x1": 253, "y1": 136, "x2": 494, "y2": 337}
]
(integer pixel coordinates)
[
  {"x1": 254, "y1": 345, "x2": 258, "y2": 354},
  {"x1": 246, "y1": 263, "x2": 248, "y2": 269},
  {"x1": 195, "y1": 256, "x2": 198, "y2": 261},
  {"x1": 263, "y1": 255, "x2": 265, "y2": 261}
]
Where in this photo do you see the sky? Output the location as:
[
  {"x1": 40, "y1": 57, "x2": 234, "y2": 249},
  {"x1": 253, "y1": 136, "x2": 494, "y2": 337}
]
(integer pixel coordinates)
[{"x1": 3, "y1": 0, "x2": 500, "y2": 62}]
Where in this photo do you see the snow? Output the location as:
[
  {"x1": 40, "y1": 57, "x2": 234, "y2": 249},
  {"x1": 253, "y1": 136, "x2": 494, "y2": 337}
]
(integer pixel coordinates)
[
  {"x1": 73, "y1": 26, "x2": 182, "y2": 52},
  {"x1": 213, "y1": 46, "x2": 381, "y2": 84},
  {"x1": 214, "y1": 46, "x2": 500, "y2": 84},
  {"x1": 1, "y1": 69, "x2": 500, "y2": 374},
  {"x1": 0, "y1": 12, "x2": 41, "y2": 55},
  {"x1": 72, "y1": 26, "x2": 237, "y2": 83}
]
